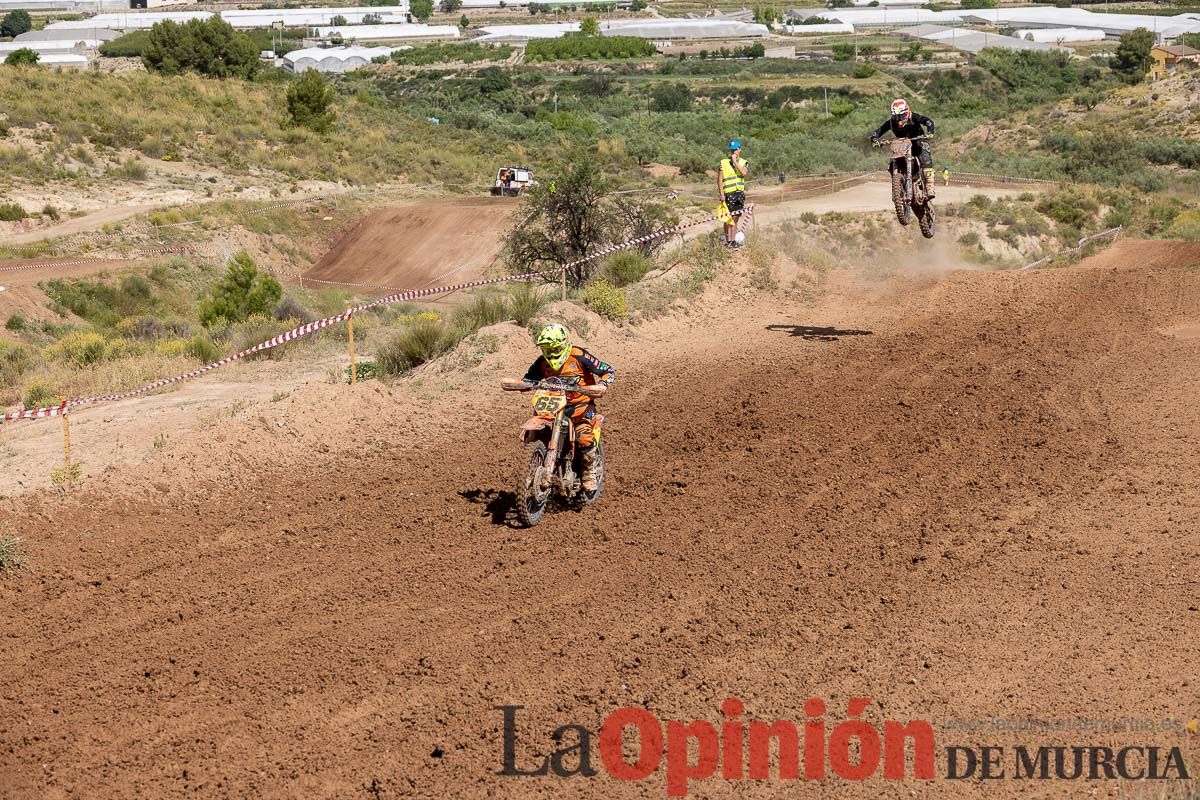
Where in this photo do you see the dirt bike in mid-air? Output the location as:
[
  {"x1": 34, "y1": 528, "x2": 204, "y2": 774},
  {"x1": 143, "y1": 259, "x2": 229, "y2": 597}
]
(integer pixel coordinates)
[
  {"x1": 501, "y1": 377, "x2": 606, "y2": 527},
  {"x1": 873, "y1": 134, "x2": 935, "y2": 239}
]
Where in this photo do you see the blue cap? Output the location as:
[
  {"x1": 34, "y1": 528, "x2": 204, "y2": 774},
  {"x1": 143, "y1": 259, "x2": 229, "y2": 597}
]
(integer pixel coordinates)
[{"x1": 729, "y1": 139, "x2": 742, "y2": 151}]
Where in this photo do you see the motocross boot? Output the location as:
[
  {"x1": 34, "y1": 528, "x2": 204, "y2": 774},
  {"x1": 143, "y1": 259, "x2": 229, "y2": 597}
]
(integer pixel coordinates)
[
  {"x1": 924, "y1": 169, "x2": 937, "y2": 199},
  {"x1": 580, "y1": 446, "x2": 600, "y2": 492}
]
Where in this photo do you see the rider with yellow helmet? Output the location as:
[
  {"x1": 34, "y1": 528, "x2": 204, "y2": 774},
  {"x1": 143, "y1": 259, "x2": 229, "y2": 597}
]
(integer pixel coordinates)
[{"x1": 519, "y1": 323, "x2": 615, "y2": 492}]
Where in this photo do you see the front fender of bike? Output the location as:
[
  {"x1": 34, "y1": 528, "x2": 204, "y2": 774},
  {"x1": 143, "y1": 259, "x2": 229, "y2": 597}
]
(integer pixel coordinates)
[{"x1": 520, "y1": 416, "x2": 553, "y2": 444}]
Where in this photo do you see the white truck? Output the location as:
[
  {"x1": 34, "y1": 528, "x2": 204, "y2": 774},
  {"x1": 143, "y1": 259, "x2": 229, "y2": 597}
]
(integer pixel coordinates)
[{"x1": 491, "y1": 166, "x2": 535, "y2": 197}]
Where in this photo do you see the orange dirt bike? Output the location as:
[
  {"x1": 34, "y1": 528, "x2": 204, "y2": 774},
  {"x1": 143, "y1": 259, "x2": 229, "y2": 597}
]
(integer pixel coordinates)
[
  {"x1": 873, "y1": 133, "x2": 935, "y2": 239},
  {"x1": 501, "y1": 377, "x2": 606, "y2": 527}
]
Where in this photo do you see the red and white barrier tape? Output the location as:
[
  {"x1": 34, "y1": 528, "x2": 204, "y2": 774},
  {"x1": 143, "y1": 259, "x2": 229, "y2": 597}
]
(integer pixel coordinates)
[
  {"x1": 1018, "y1": 227, "x2": 1122, "y2": 271},
  {"x1": 0, "y1": 246, "x2": 199, "y2": 274},
  {"x1": 2, "y1": 209, "x2": 737, "y2": 423}
]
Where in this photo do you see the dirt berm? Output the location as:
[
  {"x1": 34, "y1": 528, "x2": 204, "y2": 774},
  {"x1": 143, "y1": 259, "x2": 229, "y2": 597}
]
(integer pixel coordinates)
[
  {"x1": 1, "y1": 240, "x2": 1199, "y2": 798},
  {"x1": 305, "y1": 197, "x2": 518, "y2": 290}
]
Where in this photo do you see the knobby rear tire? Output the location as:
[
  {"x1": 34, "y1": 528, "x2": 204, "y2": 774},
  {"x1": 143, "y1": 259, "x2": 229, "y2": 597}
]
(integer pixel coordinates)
[
  {"x1": 891, "y1": 169, "x2": 911, "y2": 226},
  {"x1": 515, "y1": 442, "x2": 550, "y2": 528}
]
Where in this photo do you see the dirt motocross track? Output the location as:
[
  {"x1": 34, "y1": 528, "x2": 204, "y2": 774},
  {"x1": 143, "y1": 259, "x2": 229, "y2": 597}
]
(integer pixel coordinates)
[
  {"x1": 306, "y1": 197, "x2": 518, "y2": 290},
  {"x1": 2, "y1": 240, "x2": 1200, "y2": 798}
]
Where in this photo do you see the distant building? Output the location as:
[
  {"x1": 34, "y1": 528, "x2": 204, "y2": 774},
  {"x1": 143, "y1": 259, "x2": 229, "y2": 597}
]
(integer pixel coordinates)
[{"x1": 1150, "y1": 44, "x2": 1200, "y2": 79}]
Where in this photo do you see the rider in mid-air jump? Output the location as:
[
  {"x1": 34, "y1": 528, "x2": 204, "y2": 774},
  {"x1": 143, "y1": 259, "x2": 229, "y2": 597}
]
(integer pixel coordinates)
[{"x1": 871, "y1": 98, "x2": 937, "y2": 198}]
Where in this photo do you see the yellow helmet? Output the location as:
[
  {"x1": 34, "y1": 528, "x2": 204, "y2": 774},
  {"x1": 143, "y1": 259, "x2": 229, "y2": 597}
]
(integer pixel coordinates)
[{"x1": 535, "y1": 323, "x2": 571, "y2": 370}]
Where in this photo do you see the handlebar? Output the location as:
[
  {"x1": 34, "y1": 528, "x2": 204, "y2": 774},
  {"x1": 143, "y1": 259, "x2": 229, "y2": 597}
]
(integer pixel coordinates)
[
  {"x1": 501, "y1": 378, "x2": 605, "y2": 397},
  {"x1": 872, "y1": 134, "x2": 932, "y2": 147}
]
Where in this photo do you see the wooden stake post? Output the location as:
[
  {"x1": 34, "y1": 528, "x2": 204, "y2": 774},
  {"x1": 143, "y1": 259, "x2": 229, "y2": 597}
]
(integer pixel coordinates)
[
  {"x1": 347, "y1": 314, "x2": 357, "y2": 385},
  {"x1": 62, "y1": 409, "x2": 71, "y2": 484}
]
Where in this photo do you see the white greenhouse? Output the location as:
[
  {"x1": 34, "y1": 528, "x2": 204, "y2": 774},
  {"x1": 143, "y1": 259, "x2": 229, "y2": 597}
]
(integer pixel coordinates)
[
  {"x1": 223, "y1": 7, "x2": 410, "y2": 29},
  {"x1": 312, "y1": 23, "x2": 459, "y2": 42},
  {"x1": 1015, "y1": 27, "x2": 1106, "y2": 43},
  {"x1": 603, "y1": 18, "x2": 770, "y2": 39},
  {"x1": 283, "y1": 45, "x2": 400, "y2": 73},
  {"x1": 0, "y1": 39, "x2": 99, "y2": 53},
  {"x1": 781, "y1": 22, "x2": 856, "y2": 35},
  {"x1": 474, "y1": 23, "x2": 579, "y2": 42},
  {"x1": 16, "y1": 27, "x2": 120, "y2": 41}
]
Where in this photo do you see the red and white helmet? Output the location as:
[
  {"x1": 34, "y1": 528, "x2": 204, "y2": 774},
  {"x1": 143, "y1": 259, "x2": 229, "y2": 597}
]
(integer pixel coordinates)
[{"x1": 891, "y1": 98, "x2": 911, "y2": 121}]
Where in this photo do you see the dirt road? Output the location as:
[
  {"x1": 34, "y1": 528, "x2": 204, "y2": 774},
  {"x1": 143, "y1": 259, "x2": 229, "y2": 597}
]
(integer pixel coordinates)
[{"x1": 1, "y1": 242, "x2": 1199, "y2": 798}]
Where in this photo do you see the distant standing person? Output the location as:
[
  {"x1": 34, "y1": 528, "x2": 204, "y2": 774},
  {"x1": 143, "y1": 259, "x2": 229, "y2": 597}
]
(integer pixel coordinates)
[
  {"x1": 942, "y1": 166, "x2": 950, "y2": 186},
  {"x1": 718, "y1": 139, "x2": 749, "y2": 248}
]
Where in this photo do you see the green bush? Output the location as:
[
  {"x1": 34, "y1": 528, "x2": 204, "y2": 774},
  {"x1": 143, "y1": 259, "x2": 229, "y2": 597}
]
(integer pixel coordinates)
[
  {"x1": 411, "y1": 0, "x2": 433, "y2": 21},
  {"x1": 143, "y1": 17, "x2": 259, "y2": 80},
  {"x1": 4, "y1": 48, "x2": 39, "y2": 67},
  {"x1": 506, "y1": 281, "x2": 549, "y2": 327},
  {"x1": 231, "y1": 313, "x2": 292, "y2": 360},
  {"x1": 1166, "y1": 209, "x2": 1200, "y2": 240},
  {"x1": 453, "y1": 291, "x2": 510, "y2": 334},
  {"x1": 1, "y1": 9, "x2": 31, "y2": 37},
  {"x1": 0, "y1": 339, "x2": 33, "y2": 389},
  {"x1": 602, "y1": 250, "x2": 653, "y2": 287},
  {"x1": 583, "y1": 279, "x2": 627, "y2": 320},
  {"x1": 376, "y1": 317, "x2": 454, "y2": 376},
  {"x1": 1112, "y1": 28, "x2": 1153, "y2": 84},
  {"x1": 184, "y1": 333, "x2": 220, "y2": 363},
  {"x1": 99, "y1": 30, "x2": 152, "y2": 58},
  {"x1": 22, "y1": 379, "x2": 60, "y2": 411},
  {"x1": 274, "y1": 295, "x2": 314, "y2": 323},
  {"x1": 650, "y1": 82, "x2": 692, "y2": 112},
  {"x1": 116, "y1": 158, "x2": 148, "y2": 180},
  {"x1": 0, "y1": 536, "x2": 24, "y2": 573},
  {"x1": 831, "y1": 43, "x2": 855, "y2": 62},
  {"x1": 286, "y1": 70, "x2": 335, "y2": 133},
  {"x1": 199, "y1": 253, "x2": 283, "y2": 327},
  {"x1": 0, "y1": 202, "x2": 27, "y2": 221},
  {"x1": 46, "y1": 331, "x2": 114, "y2": 367},
  {"x1": 851, "y1": 63, "x2": 875, "y2": 79},
  {"x1": 1036, "y1": 188, "x2": 1098, "y2": 229},
  {"x1": 5, "y1": 313, "x2": 26, "y2": 331}
]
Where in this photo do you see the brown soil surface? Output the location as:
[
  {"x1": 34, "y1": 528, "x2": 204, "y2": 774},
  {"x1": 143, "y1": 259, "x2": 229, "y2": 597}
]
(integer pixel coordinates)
[
  {"x1": 305, "y1": 197, "x2": 519, "y2": 290},
  {"x1": 2, "y1": 242, "x2": 1200, "y2": 798}
]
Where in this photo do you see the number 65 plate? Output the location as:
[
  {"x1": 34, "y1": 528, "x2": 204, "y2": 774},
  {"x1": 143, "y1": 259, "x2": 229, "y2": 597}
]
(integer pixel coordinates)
[{"x1": 532, "y1": 391, "x2": 567, "y2": 416}]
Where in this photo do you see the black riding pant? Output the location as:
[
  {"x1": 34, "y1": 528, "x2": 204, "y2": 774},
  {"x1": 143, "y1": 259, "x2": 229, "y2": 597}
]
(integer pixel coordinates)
[{"x1": 912, "y1": 140, "x2": 933, "y2": 170}]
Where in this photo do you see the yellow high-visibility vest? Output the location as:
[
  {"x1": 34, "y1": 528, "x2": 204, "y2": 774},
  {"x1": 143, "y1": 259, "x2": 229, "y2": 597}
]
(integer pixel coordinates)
[{"x1": 720, "y1": 158, "x2": 746, "y2": 194}]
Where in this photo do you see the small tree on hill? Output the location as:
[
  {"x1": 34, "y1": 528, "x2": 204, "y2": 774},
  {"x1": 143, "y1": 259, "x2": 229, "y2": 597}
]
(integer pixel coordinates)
[
  {"x1": 286, "y1": 69, "x2": 336, "y2": 132},
  {"x1": 411, "y1": 0, "x2": 433, "y2": 21},
  {"x1": 4, "y1": 48, "x2": 38, "y2": 66},
  {"x1": 1112, "y1": 27, "x2": 1154, "y2": 84},
  {"x1": 439, "y1": 0, "x2": 463, "y2": 12},
  {"x1": 580, "y1": 16, "x2": 600, "y2": 36},
  {"x1": 507, "y1": 153, "x2": 677, "y2": 287},
  {"x1": 649, "y1": 81, "x2": 692, "y2": 111},
  {"x1": 460, "y1": 14, "x2": 470, "y2": 29},
  {"x1": 200, "y1": 253, "x2": 283, "y2": 327},
  {"x1": 1, "y1": 10, "x2": 32, "y2": 37}
]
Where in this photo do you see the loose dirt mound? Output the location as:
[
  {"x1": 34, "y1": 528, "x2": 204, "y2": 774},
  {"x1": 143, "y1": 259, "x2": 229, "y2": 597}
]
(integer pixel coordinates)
[
  {"x1": 305, "y1": 197, "x2": 518, "y2": 290},
  {"x1": 2, "y1": 242, "x2": 1199, "y2": 798},
  {"x1": 1071, "y1": 238, "x2": 1200, "y2": 271}
]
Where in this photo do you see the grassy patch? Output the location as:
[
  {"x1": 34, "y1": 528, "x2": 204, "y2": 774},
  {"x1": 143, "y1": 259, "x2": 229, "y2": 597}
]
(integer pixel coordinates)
[{"x1": 0, "y1": 536, "x2": 25, "y2": 573}]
